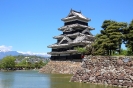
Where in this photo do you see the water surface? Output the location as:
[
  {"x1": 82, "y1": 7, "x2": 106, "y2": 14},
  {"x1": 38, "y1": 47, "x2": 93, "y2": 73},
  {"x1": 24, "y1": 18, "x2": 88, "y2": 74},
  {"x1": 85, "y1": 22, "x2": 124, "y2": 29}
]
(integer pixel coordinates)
[{"x1": 0, "y1": 70, "x2": 119, "y2": 88}]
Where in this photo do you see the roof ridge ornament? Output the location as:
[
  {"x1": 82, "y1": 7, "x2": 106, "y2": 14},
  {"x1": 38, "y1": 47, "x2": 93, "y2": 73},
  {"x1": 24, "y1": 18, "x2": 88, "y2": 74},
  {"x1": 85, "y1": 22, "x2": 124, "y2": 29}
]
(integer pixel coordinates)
[{"x1": 71, "y1": 9, "x2": 81, "y2": 13}]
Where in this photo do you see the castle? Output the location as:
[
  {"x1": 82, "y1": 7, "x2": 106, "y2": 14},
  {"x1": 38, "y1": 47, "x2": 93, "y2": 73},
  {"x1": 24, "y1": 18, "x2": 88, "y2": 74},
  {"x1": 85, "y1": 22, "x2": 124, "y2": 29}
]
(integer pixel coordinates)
[{"x1": 48, "y1": 9, "x2": 94, "y2": 61}]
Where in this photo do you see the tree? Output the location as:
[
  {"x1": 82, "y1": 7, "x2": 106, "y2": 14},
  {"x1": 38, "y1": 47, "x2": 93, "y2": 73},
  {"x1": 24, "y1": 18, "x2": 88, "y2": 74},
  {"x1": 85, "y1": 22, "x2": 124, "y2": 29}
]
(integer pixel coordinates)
[
  {"x1": 17, "y1": 59, "x2": 27, "y2": 66},
  {"x1": 0, "y1": 60, "x2": 2, "y2": 69},
  {"x1": 93, "y1": 20, "x2": 127, "y2": 55},
  {"x1": 86, "y1": 44, "x2": 94, "y2": 55},
  {"x1": 1, "y1": 56, "x2": 16, "y2": 70},
  {"x1": 92, "y1": 33, "x2": 110, "y2": 55},
  {"x1": 123, "y1": 20, "x2": 133, "y2": 53},
  {"x1": 126, "y1": 48, "x2": 133, "y2": 55}
]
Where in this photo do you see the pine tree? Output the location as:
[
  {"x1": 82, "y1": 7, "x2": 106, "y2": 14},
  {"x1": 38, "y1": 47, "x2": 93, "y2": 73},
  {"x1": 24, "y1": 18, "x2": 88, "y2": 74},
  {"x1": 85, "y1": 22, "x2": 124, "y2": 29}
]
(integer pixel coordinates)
[
  {"x1": 124, "y1": 20, "x2": 133, "y2": 53},
  {"x1": 93, "y1": 20, "x2": 127, "y2": 55}
]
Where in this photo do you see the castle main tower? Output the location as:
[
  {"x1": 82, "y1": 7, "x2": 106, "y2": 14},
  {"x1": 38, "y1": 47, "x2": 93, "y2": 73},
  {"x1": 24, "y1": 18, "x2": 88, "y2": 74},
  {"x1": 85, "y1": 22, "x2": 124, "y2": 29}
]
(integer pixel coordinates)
[{"x1": 48, "y1": 9, "x2": 94, "y2": 61}]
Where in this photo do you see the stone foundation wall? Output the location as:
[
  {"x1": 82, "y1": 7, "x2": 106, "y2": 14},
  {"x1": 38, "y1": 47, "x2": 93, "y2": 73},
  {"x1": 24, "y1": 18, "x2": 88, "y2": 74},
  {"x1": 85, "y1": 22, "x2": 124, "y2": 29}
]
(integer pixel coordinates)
[
  {"x1": 39, "y1": 61, "x2": 82, "y2": 74},
  {"x1": 71, "y1": 56, "x2": 133, "y2": 88}
]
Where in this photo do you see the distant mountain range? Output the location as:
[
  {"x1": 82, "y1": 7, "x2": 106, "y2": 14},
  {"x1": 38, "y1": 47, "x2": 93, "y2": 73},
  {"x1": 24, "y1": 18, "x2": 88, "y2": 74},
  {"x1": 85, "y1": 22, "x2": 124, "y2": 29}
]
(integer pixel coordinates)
[{"x1": 0, "y1": 51, "x2": 50, "y2": 59}]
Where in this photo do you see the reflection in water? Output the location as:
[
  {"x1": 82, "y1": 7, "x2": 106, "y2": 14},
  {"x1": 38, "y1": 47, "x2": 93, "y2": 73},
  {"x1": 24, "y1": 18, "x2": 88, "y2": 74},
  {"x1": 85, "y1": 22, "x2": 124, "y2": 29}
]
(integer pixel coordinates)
[
  {"x1": 0, "y1": 71, "x2": 119, "y2": 88},
  {"x1": 49, "y1": 74, "x2": 118, "y2": 88},
  {"x1": 0, "y1": 71, "x2": 15, "y2": 88},
  {"x1": 0, "y1": 70, "x2": 50, "y2": 88}
]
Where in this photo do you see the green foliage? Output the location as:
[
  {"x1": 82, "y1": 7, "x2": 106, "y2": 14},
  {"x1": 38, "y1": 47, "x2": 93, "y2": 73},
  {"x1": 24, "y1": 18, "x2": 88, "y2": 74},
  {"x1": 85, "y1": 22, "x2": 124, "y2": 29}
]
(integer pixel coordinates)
[
  {"x1": 85, "y1": 45, "x2": 94, "y2": 55},
  {"x1": 19, "y1": 59, "x2": 27, "y2": 65},
  {"x1": 123, "y1": 20, "x2": 133, "y2": 52},
  {"x1": 120, "y1": 49, "x2": 127, "y2": 55},
  {"x1": 93, "y1": 20, "x2": 127, "y2": 55},
  {"x1": 14, "y1": 55, "x2": 47, "y2": 69},
  {"x1": 0, "y1": 55, "x2": 48, "y2": 70},
  {"x1": 126, "y1": 48, "x2": 133, "y2": 55},
  {"x1": 0, "y1": 60, "x2": 2, "y2": 69},
  {"x1": 33, "y1": 60, "x2": 46, "y2": 69},
  {"x1": 92, "y1": 34, "x2": 108, "y2": 55},
  {"x1": 74, "y1": 47, "x2": 87, "y2": 54},
  {"x1": 1, "y1": 56, "x2": 16, "y2": 70},
  {"x1": 111, "y1": 48, "x2": 133, "y2": 56}
]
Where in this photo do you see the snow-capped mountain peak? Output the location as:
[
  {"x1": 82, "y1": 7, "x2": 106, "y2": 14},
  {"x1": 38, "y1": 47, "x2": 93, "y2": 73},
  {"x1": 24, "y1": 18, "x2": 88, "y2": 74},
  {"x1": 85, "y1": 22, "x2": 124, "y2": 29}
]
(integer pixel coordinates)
[
  {"x1": 0, "y1": 51, "x2": 50, "y2": 59},
  {"x1": 17, "y1": 51, "x2": 50, "y2": 57},
  {"x1": 0, "y1": 45, "x2": 50, "y2": 59}
]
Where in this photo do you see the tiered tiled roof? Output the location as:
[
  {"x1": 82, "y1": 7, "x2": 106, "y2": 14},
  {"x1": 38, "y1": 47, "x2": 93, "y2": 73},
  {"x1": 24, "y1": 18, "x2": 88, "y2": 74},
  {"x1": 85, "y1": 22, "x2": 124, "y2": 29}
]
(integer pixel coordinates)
[
  {"x1": 61, "y1": 9, "x2": 90, "y2": 22},
  {"x1": 47, "y1": 9, "x2": 95, "y2": 56},
  {"x1": 58, "y1": 24, "x2": 94, "y2": 31}
]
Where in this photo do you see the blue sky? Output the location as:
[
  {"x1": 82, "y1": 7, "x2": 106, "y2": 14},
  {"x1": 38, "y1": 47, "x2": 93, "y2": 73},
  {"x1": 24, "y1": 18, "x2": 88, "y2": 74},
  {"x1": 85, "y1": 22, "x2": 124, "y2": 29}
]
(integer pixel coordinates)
[{"x1": 0, "y1": 0, "x2": 133, "y2": 54}]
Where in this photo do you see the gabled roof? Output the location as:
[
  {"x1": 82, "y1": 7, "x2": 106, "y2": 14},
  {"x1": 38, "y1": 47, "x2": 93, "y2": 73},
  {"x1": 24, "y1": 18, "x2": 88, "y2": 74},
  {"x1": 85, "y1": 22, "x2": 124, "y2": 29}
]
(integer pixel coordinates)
[
  {"x1": 62, "y1": 9, "x2": 90, "y2": 22},
  {"x1": 72, "y1": 33, "x2": 94, "y2": 43},
  {"x1": 68, "y1": 9, "x2": 86, "y2": 19},
  {"x1": 82, "y1": 28, "x2": 93, "y2": 35},
  {"x1": 53, "y1": 35, "x2": 64, "y2": 39},
  {"x1": 63, "y1": 26, "x2": 73, "y2": 32},
  {"x1": 58, "y1": 24, "x2": 94, "y2": 31},
  {"x1": 58, "y1": 36, "x2": 72, "y2": 44},
  {"x1": 73, "y1": 34, "x2": 86, "y2": 43}
]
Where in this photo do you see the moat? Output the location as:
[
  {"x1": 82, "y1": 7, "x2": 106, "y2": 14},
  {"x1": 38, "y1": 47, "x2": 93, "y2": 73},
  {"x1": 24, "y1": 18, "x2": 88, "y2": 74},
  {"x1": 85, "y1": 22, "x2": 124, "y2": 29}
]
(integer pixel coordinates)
[{"x1": 0, "y1": 70, "x2": 119, "y2": 88}]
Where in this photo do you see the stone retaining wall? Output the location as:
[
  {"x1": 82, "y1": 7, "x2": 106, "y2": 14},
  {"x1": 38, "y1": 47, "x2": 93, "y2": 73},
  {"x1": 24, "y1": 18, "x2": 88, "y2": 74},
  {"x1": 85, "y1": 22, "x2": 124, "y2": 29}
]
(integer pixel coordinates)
[
  {"x1": 70, "y1": 56, "x2": 133, "y2": 88},
  {"x1": 39, "y1": 61, "x2": 82, "y2": 74}
]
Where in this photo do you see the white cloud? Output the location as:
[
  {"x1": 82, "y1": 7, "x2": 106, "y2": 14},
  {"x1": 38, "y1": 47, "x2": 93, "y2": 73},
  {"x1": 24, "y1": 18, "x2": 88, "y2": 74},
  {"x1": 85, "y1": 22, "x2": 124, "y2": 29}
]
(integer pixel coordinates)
[{"x1": 0, "y1": 45, "x2": 12, "y2": 52}]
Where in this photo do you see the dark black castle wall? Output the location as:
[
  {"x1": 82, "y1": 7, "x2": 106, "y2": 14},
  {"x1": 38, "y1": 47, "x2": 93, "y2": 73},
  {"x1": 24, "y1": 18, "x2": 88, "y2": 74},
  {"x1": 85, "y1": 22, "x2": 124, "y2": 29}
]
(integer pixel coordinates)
[{"x1": 65, "y1": 20, "x2": 88, "y2": 26}]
